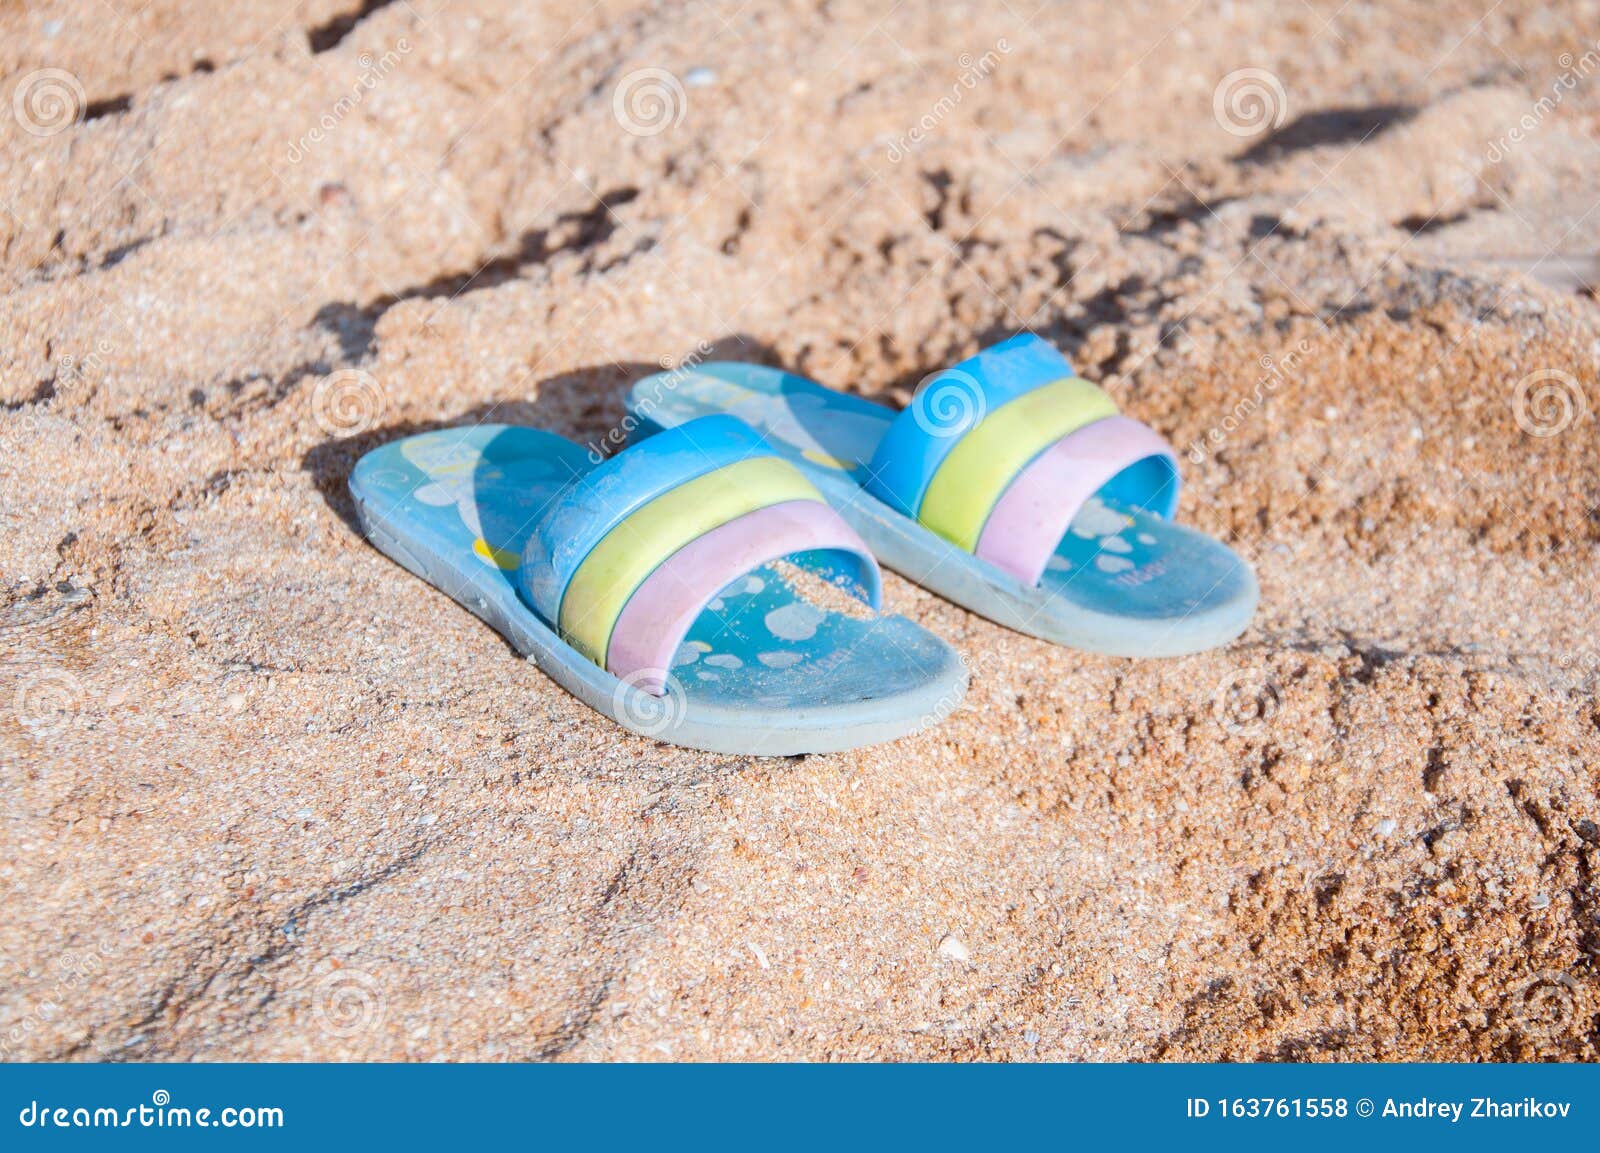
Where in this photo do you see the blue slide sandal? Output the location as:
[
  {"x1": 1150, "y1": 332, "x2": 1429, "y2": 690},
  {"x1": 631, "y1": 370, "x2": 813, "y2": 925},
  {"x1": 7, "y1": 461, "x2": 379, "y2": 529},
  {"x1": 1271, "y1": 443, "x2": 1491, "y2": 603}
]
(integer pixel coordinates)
[
  {"x1": 626, "y1": 335, "x2": 1257, "y2": 656},
  {"x1": 349, "y1": 418, "x2": 967, "y2": 755}
]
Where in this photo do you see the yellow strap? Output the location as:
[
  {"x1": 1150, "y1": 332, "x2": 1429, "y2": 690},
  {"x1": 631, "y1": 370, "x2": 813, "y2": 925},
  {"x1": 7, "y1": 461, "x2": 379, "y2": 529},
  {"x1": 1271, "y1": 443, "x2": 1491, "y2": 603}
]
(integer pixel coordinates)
[
  {"x1": 918, "y1": 378, "x2": 1118, "y2": 551},
  {"x1": 559, "y1": 456, "x2": 825, "y2": 665}
]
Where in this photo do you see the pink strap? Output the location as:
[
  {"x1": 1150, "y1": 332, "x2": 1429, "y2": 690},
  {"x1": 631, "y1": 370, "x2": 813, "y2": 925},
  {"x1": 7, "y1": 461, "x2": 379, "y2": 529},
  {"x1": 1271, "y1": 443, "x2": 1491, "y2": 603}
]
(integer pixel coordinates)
[
  {"x1": 607, "y1": 500, "x2": 881, "y2": 694},
  {"x1": 974, "y1": 415, "x2": 1179, "y2": 587}
]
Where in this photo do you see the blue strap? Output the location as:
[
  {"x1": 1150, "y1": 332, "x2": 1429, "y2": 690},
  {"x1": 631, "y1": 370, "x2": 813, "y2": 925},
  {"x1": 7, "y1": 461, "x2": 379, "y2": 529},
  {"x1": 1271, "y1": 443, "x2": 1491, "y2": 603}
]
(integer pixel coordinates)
[
  {"x1": 520, "y1": 414, "x2": 774, "y2": 620},
  {"x1": 863, "y1": 334, "x2": 1074, "y2": 519}
]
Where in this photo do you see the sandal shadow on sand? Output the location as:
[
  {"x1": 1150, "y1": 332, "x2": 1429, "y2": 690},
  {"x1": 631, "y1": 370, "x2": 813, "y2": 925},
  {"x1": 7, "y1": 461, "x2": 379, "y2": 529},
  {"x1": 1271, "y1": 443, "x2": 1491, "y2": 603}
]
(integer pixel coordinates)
[
  {"x1": 349, "y1": 417, "x2": 968, "y2": 755},
  {"x1": 626, "y1": 335, "x2": 1257, "y2": 656}
]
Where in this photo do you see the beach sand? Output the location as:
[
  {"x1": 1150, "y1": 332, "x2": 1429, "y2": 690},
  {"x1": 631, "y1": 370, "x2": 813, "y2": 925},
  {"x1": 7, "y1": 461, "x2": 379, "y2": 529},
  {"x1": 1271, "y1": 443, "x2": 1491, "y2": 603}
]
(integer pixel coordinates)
[{"x1": 2, "y1": 0, "x2": 1597, "y2": 1060}]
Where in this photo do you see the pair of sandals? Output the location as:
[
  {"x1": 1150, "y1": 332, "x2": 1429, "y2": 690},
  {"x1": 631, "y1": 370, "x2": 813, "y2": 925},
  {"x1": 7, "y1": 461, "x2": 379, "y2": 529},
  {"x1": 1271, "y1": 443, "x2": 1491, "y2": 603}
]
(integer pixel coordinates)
[{"x1": 349, "y1": 335, "x2": 1258, "y2": 755}]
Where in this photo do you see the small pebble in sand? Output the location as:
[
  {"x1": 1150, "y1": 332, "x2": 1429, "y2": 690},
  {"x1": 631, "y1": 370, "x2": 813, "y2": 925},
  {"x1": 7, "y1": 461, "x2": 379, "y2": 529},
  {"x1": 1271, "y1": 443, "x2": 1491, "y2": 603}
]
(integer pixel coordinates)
[
  {"x1": 1531, "y1": 893, "x2": 1551, "y2": 909},
  {"x1": 1375, "y1": 818, "x2": 1397, "y2": 837},
  {"x1": 685, "y1": 67, "x2": 716, "y2": 87},
  {"x1": 937, "y1": 933, "x2": 970, "y2": 962}
]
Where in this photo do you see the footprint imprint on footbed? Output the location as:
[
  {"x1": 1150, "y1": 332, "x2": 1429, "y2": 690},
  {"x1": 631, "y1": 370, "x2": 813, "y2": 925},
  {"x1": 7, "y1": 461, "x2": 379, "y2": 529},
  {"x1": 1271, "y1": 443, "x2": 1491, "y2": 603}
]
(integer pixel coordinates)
[
  {"x1": 765, "y1": 602, "x2": 823, "y2": 642},
  {"x1": 672, "y1": 640, "x2": 711, "y2": 667},
  {"x1": 1069, "y1": 497, "x2": 1129, "y2": 539}
]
